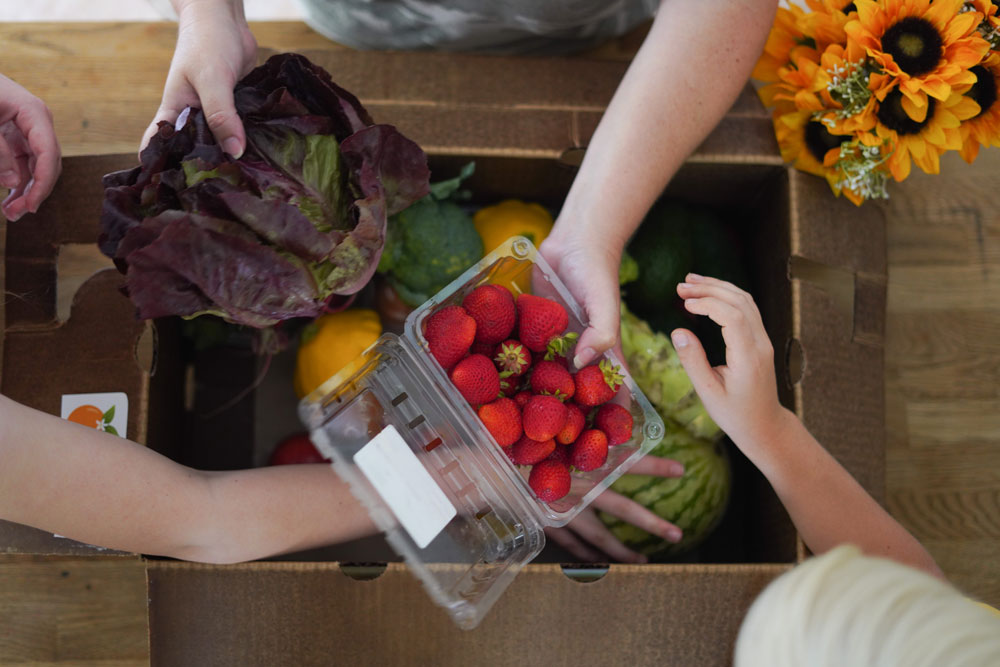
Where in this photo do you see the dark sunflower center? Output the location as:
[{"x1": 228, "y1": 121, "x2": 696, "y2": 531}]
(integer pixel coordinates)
[
  {"x1": 877, "y1": 90, "x2": 936, "y2": 135},
  {"x1": 842, "y1": 2, "x2": 857, "y2": 14},
  {"x1": 881, "y1": 17, "x2": 943, "y2": 75},
  {"x1": 804, "y1": 121, "x2": 850, "y2": 162},
  {"x1": 967, "y1": 65, "x2": 998, "y2": 118}
]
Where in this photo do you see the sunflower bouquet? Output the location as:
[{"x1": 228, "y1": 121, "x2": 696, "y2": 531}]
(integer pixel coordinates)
[{"x1": 754, "y1": 0, "x2": 1000, "y2": 204}]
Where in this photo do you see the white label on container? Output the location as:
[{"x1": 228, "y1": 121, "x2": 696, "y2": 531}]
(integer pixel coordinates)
[{"x1": 354, "y1": 425, "x2": 456, "y2": 549}]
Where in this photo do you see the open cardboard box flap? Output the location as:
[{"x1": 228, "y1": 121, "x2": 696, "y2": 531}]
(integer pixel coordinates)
[{"x1": 1, "y1": 48, "x2": 885, "y2": 663}]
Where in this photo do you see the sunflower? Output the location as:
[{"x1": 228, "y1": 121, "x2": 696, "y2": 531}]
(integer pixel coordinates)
[
  {"x1": 753, "y1": 3, "x2": 817, "y2": 83},
  {"x1": 845, "y1": 0, "x2": 990, "y2": 121},
  {"x1": 758, "y1": 49, "x2": 829, "y2": 110},
  {"x1": 872, "y1": 85, "x2": 981, "y2": 179},
  {"x1": 964, "y1": 0, "x2": 1000, "y2": 49},
  {"x1": 958, "y1": 50, "x2": 1000, "y2": 161},
  {"x1": 802, "y1": 0, "x2": 859, "y2": 48},
  {"x1": 772, "y1": 101, "x2": 871, "y2": 203}
]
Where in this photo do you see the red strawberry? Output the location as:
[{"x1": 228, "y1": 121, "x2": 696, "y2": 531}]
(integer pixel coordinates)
[
  {"x1": 510, "y1": 435, "x2": 556, "y2": 465},
  {"x1": 424, "y1": 305, "x2": 476, "y2": 371},
  {"x1": 573, "y1": 359, "x2": 624, "y2": 407},
  {"x1": 528, "y1": 459, "x2": 572, "y2": 503},
  {"x1": 522, "y1": 394, "x2": 568, "y2": 441},
  {"x1": 494, "y1": 339, "x2": 531, "y2": 377},
  {"x1": 594, "y1": 403, "x2": 634, "y2": 446},
  {"x1": 463, "y1": 284, "x2": 517, "y2": 345},
  {"x1": 529, "y1": 360, "x2": 575, "y2": 401},
  {"x1": 478, "y1": 397, "x2": 522, "y2": 447},
  {"x1": 555, "y1": 402, "x2": 586, "y2": 445},
  {"x1": 450, "y1": 354, "x2": 501, "y2": 405},
  {"x1": 516, "y1": 294, "x2": 569, "y2": 352},
  {"x1": 547, "y1": 443, "x2": 572, "y2": 466},
  {"x1": 569, "y1": 429, "x2": 609, "y2": 472},
  {"x1": 499, "y1": 375, "x2": 520, "y2": 397},
  {"x1": 470, "y1": 340, "x2": 496, "y2": 357},
  {"x1": 513, "y1": 390, "x2": 532, "y2": 409}
]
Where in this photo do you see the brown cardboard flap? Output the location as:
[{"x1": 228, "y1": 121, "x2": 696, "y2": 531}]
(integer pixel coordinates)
[
  {"x1": 0, "y1": 520, "x2": 135, "y2": 557},
  {"x1": 787, "y1": 171, "x2": 887, "y2": 504},
  {"x1": 290, "y1": 49, "x2": 773, "y2": 160},
  {"x1": 148, "y1": 561, "x2": 788, "y2": 666}
]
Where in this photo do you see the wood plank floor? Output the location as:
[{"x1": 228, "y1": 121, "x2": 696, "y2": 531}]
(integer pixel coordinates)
[{"x1": 2, "y1": 20, "x2": 999, "y2": 664}]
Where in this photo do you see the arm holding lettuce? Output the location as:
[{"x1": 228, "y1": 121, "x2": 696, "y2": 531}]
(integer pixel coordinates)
[
  {"x1": 671, "y1": 274, "x2": 942, "y2": 578},
  {"x1": 0, "y1": 393, "x2": 378, "y2": 563}
]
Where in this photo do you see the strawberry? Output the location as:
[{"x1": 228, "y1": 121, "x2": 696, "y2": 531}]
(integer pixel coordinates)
[
  {"x1": 547, "y1": 443, "x2": 572, "y2": 466},
  {"x1": 555, "y1": 402, "x2": 586, "y2": 445},
  {"x1": 528, "y1": 458, "x2": 572, "y2": 503},
  {"x1": 463, "y1": 284, "x2": 516, "y2": 345},
  {"x1": 510, "y1": 435, "x2": 556, "y2": 465},
  {"x1": 450, "y1": 354, "x2": 501, "y2": 405},
  {"x1": 594, "y1": 403, "x2": 634, "y2": 446},
  {"x1": 499, "y1": 375, "x2": 520, "y2": 397},
  {"x1": 573, "y1": 359, "x2": 624, "y2": 407},
  {"x1": 529, "y1": 360, "x2": 575, "y2": 401},
  {"x1": 478, "y1": 397, "x2": 522, "y2": 447},
  {"x1": 494, "y1": 339, "x2": 531, "y2": 377},
  {"x1": 470, "y1": 340, "x2": 496, "y2": 357},
  {"x1": 513, "y1": 390, "x2": 532, "y2": 409},
  {"x1": 516, "y1": 294, "x2": 569, "y2": 352},
  {"x1": 521, "y1": 394, "x2": 568, "y2": 442},
  {"x1": 569, "y1": 429, "x2": 609, "y2": 472},
  {"x1": 424, "y1": 305, "x2": 476, "y2": 371}
]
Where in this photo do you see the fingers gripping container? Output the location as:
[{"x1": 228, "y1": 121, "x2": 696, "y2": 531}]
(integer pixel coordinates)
[{"x1": 299, "y1": 237, "x2": 664, "y2": 629}]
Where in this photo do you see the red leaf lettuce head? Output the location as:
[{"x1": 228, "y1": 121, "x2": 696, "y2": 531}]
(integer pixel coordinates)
[{"x1": 100, "y1": 53, "x2": 430, "y2": 328}]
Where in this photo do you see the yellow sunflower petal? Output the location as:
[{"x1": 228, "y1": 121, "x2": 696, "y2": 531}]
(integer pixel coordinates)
[
  {"x1": 922, "y1": 121, "x2": 947, "y2": 146},
  {"x1": 911, "y1": 142, "x2": 941, "y2": 174},
  {"x1": 901, "y1": 93, "x2": 929, "y2": 121},
  {"x1": 959, "y1": 138, "x2": 981, "y2": 163},
  {"x1": 888, "y1": 143, "x2": 912, "y2": 181},
  {"x1": 921, "y1": 78, "x2": 953, "y2": 101}
]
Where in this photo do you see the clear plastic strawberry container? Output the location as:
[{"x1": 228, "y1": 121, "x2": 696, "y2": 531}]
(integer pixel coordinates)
[{"x1": 299, "y1": 236, "x2": 664, "y2": 629}]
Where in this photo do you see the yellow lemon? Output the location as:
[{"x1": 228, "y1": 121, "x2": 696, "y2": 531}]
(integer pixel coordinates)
[{"x1": 293, "y1": 308, "x2": 382, "y2": 398}]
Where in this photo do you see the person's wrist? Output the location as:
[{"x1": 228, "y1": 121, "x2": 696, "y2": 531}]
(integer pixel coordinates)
[{"x1": 738, "y1": 405, "x2": 798, "y2": 469}]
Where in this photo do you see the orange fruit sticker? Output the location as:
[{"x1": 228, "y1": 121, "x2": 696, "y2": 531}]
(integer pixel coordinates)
[{"x1": 66, "y1": 404, "x2": 119, "y2": 435}]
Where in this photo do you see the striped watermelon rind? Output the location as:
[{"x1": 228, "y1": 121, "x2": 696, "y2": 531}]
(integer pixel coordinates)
[{"x1": 597, "y1": 420, "x2": 731, "y2": 559}]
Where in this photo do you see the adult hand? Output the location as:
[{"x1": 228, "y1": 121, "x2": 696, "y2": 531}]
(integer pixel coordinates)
[
  {"x1": 539, "y1": 233, "x2": 624, "y2": 370},
  {"x1": 141, "y1": 0, "x2": 257, "y2": 157},
  {"x1": 0, "y1": 74, "x2": 61, "y2": 221},
  {"x1": 545, "y1": 454, "x2": 684, "y2": 563}
]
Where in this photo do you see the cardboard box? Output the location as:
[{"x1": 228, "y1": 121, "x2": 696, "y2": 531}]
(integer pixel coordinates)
[{"x1": 1, "y1": 49, "x2": 886, "y2": 664}]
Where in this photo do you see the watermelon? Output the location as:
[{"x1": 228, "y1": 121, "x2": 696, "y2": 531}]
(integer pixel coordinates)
[
  {"x1": 619, "y1": 304, "x2": 721, "y2": 442},
  {"x1": 597, "y1": 420, "x2": 731, "y2": 560}
]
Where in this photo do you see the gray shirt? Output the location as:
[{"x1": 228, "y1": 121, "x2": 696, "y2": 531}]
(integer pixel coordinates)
[{"x1": 297, "y1": 0, "x2": 659, "y2": 55}]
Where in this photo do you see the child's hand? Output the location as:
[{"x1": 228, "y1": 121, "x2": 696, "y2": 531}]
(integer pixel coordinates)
[{"x1": 671, "y1": 273, "x2": 789, "y2": 454}]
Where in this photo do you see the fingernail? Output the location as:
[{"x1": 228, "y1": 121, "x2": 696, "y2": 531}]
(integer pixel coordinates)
[
  {"x1": 670, "y1": 462, "x2": 685, "y2": 476},
  {"x1": 666, "y1": 527, "x2": 683, "y2": 543},
  {"x1": 0, "y1": 170, "x2": 17, "y2": 188},
  {"x1": 222, "y1": 137, "x2": 244, "y2": 159},
  {"x1": 687, "y1": 273, "x2": 703, "y2": 282},
  {"x1": 678, "y1": 282, "x2": 692, "y2": 289},
  {"x1": 671, "y1": 330, "x2": 688, "y2": 349},
  {"x1": 573, "y1": 347, "x2": 595, "y2": 370}
]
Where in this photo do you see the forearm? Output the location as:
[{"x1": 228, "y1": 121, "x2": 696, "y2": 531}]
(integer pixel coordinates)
[
  {"x1": 0, "y1": 394, "x2": 374, "y2": 563},
  {"x1": 550, "y1": 0, "x2": 777, "y2": 249},
  {"x1": 746, "y1": 409, "x2": 942, "y2": 577}
]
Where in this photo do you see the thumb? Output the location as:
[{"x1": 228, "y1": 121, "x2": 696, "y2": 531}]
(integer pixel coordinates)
[
  {"x1": 199, "y1": 86, "x2": 245, "y2": 158},
  {"x1": 670, "y1": 328, "x2": 720, "y2": 400},
  {"x1": 573, "y1": 286, "x2": 620, "y2": 370}
]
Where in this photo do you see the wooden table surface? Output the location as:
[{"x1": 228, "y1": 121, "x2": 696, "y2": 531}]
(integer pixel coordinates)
[{"x1": 2, "y1": 20, "x2": 999, "y2": 665}]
